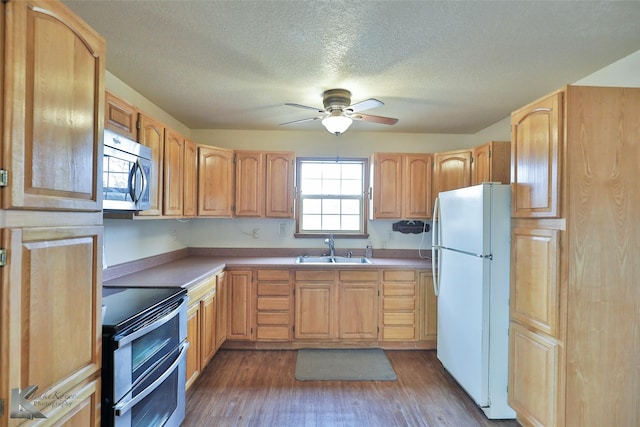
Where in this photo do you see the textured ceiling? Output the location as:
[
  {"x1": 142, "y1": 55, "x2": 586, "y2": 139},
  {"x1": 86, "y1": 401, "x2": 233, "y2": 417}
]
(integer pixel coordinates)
[{"x1": 63, "y1": 1, "x2": 640, "y2": 134}]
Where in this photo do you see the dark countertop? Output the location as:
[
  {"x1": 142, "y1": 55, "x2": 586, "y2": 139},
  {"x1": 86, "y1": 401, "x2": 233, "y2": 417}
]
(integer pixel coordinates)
[{"x1": 103, "y1": 255, "x2": 432, "y2": 290}]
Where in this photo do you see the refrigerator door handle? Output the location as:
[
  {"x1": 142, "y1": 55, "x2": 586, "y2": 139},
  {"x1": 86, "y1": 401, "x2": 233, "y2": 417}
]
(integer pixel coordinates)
[{"x1": 431, "y1": 197, "x2": 441, "y2": 296}]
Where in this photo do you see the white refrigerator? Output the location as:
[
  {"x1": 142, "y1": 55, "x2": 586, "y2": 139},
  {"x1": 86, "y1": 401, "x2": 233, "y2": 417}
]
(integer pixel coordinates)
[{"x1": 431, "y1": 183, "x2": 515, "y2": 419}]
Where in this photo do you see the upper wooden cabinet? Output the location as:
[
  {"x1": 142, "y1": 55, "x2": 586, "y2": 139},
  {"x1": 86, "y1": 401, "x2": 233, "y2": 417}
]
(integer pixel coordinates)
[
  {"x1": 197, "y1": 146, "x2": 234, "y2": 217},
  {"x1": 105, "y1": 91, "x2": 137, "y2": 140},
  {"x1": 163, "y1": 129, "x2": 185, "y2": 216},
  {"x1": 183, "y1": 139, "x2": 198, "y2": 217},
  {"x1": 471, "y1": 141, "x2": 511, "y2": 185},
  {"x1": 371, "y1": 153, "x2": 433, "y2": 219},
  {"x1": 137, "y1": 113, "x2": 165, "y2": 216},
  {"x1": 2, "y1": 0, "x2": 105, "y2": 211},
  {"x1": 511, "y1": 91, "x2": 562, "y2": 218},
  {"x1": 433, "y1": 149, "x2": 472, "y2": 198},
  {"x1": 234, "y1": 150, "x2": 294, "y2": 218}
]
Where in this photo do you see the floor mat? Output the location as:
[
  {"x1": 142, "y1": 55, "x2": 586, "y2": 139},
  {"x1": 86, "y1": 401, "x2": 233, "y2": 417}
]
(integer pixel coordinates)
[{"x1": 295, "y1": 348, "x2": 397, "y2": 381}]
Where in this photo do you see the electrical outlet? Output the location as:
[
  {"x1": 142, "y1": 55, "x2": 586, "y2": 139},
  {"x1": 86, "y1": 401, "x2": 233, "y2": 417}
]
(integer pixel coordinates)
[
  {"x1": 278, "y1": 222, "x2": 287, "y2": 237},
  {"x1": 253, "y1": 228, "x2": 260, "y2": 239}
]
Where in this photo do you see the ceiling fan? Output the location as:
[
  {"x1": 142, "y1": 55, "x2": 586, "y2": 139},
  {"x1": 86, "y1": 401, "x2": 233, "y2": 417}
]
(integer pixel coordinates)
[{"x1": 280, "y1": 89, "x2": 399, "y2": 135}]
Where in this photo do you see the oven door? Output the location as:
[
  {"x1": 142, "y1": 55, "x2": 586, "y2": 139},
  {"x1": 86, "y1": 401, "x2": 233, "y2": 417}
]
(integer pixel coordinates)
[
  {"x1": 112, "y1": 298, "x2": 187, "y2": 403},
  {"x1": 113, "y1": 341, "x2": 188, "y2": 427}
]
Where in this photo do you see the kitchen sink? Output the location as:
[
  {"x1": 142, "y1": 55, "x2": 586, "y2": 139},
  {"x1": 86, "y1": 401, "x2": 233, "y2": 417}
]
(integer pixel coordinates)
[{"x1": 294, "y1": 255, "x2": 372, "y2": 265}]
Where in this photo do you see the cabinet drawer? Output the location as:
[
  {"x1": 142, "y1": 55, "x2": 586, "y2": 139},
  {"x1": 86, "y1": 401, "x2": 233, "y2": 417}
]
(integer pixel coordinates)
[
  {"x1": 384, "y1": 312, "x2": 415, "y2": 325},
  {"x1": 257, "y1": 296, "x2": 289, "y2": 311},
  {"x1": 257, "y1": 312, "x2": 290, "y2": 325},
  {"x1": 339, "y1": 270, "x2": 379, "y2": 282},
  {"x1": 382, "y1": 326, "x2": 415, "y2": 341},
  {"x1": 295, "y1": 270, "x2": 335, "y2": 281},
  {"x1": 257, "y1": 326, "x2": 290, "y2": 340},
  {"x1": 384, "y1": 296, "x2": 415, "y2": 311},
  {"x1": 187, "y1": 276, "x2": 216, "y2": 302},
  {"x1": 383, "y1": 270, "x2": 416, "y2": 282},
  {"x1": 257, "y1": 269, "x2": 290, "y2": 281},
  {"x1": 383, "y1": 282, "x2": 415, "y2": 296},
  {"x1": 257, "y1": 282, "x2": 290, "y2": 296}
]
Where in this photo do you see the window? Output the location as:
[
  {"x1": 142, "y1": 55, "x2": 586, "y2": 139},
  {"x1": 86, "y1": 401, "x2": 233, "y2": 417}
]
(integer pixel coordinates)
[{"x1": 295, "y1": 157, "x2": 369, "y2": 237}]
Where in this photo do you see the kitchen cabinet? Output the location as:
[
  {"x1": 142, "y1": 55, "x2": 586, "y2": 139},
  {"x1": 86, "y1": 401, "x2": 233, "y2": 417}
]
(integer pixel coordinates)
[
  {"x1": 370, "y1": 153, "x2": 433, "y2": 219},
  {"x1": 0, "y1": 1, "x2": 104, "y2": 424},
  {"x1": 508, "y1": 86, "x2": 640, "y2": 427},
  {"x1": 137, "y1": 112, "x2": 165, "y2": 216},
  {"x1": 234, "y1": 150, "x2": 295, "y2": 218},
  {"x1": 294, "y1": 270, "x2": 336, "y2": 340},
  {"x1": 471, "y1": 141, "x2": 511, "y2": 185},
  {"x1": 215, "y1": 271, "x2": 227, "y2": 350},
  {"x1": 256, "y1": 269, "x2": 293, "y2": 341},
  {"x1": 183, "y1": 139, "x2": 198, "y2": 217},
  {"x1": 197, "y1": 146, "x2": 234, "y2": 217},
  {"x1": 380, "y1": 270, "x2": 417, "y2": 341},
  {"x1": 433, "y1": 149, "x2": 472, "y2": 198},
  {"x1": 227, "y1": 269, "x2": 254, "y2": 341},
  {"x1": 417, "y1": 271, "x2": 437, "y2": 348},
  {"x1": 163, "y1": 128, "x2": 186, "y2": 216},
  {"x1": 105, "y1": 91, "x2": 137, "y2": 140},
  {"x1": 185, "y1": 274, "x2": 218, "y2": 390},
  {"x1": 338, "y1": 270, "x2": 379, "y2": 340}
]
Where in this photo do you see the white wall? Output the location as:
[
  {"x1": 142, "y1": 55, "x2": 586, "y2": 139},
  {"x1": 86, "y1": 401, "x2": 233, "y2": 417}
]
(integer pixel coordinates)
[{"x1": 103, "y1": 49, "x2": 640, "y2": 267}]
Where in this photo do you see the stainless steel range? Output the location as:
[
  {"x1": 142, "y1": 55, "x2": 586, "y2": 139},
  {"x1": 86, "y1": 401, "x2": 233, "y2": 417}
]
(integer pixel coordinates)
[{"x1": 102, "y1": 286, "x2": 188, "y2": 427}]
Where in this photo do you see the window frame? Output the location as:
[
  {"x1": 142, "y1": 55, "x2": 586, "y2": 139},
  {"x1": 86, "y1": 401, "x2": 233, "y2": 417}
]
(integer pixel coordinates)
[{"x1": 294, "y1": 157, "x2": 370, "y2": 238}]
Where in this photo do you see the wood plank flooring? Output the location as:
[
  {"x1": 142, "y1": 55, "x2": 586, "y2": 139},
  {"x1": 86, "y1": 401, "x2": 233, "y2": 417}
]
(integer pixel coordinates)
[{"x1": 184, "y1": 349, "x2": 521, "y2": 427}]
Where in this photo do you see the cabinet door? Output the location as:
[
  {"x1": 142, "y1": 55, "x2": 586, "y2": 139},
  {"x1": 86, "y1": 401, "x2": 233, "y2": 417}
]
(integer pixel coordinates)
[
  {"x1": 508, "y1": 322, "x2": 559, "y2": 427},
  {"x1": 511, "y1": 92, "x2": 562, "y2": 218},
  {"x1": 371, "y1": 153, "x2": 403, "y2": 219},
  {"x1": 163, "y1": 129, "x2": 185, "y2": 216},
  {"x1": 183, "y1": 139, "x2": 197, "y2": 217},
  {"x1": 197, "y1": 146, "x2": 234, "y2": 217},
  {"x1": 339, "y1": 283, "x2": 378, "y2": 340},
  {"x1": 1, "y1": 226, "x2": 102, "y2": 423},
  {"x1": 137, "y1": 113, "x2": 164, "y2": 216},
  {"x1": 417, "y1": 271, "x2": 437, "y2": 345},
  {"x1": 511, "y1": 226, "x2": 560, "y2": 337},
  {"x1": 201, "y1": 291, "x2": 217, "y2": 366},
  {"x1": 295, "y1": 283, "x2": 334, "y2": 340},
  {"x1": 403, "y1": 154, "x2": 433, "y2": 219},
  {"x1": 234, "y1": 151, "x2": 264, "y2": 217},
  {"x1": 105, "y1": 91, "x2": 137, "y2": 140},
  {"x1": 227, "y1": 270, "x2": 253, "y2": 340},
  {"x1": 3, "y1": 0, "x2": 104, "y2": 211},
  {"x1": 215, "y1": 272, "x2": 227, "y2": 349},
  {"x1": 265, "y1": 152, "x2": 294, "y2": 218},
  {"x1": 433, "y1": 149, "x2": 472, "y2": 197},
  {"x1": 186, "y1": 302, "x2": 201, "y2": 390}
]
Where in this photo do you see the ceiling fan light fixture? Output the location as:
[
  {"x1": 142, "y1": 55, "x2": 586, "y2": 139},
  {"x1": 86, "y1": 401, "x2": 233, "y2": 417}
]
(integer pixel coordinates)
[{"x1": 321, "y1": 114, "x2": 352, "y2": 136}]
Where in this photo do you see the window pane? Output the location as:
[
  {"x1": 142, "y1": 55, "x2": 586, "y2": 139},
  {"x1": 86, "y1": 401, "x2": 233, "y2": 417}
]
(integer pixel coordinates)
[
  {"x1": 342, "y1": 199, "x2": 360, "y2": 215},
  {"x1": 302, "y1": 214, "x2": 322, "y2": 230},
  {"x1": 342, "y1": 215, "x2": 361, "y2": 231},
  {"x1": 323, "y1": 215, "x2": 341, "y2": 230},
  {"x1": 303, "y1": 199, "x2": 322, "y2": 214},
  {"x1": 323, "y1": 199, "x2": 341, "y2": 214},
  {"x1": 341, "y1": 180, "x2": 361, "y2": 195}
]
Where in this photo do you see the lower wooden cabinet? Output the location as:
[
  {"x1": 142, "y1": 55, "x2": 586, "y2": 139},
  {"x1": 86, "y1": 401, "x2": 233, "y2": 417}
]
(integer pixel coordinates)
[
  {"x1": 380, "y1": 270, "x2": 416, "y2": 341},
  {"x1": 256, "y1": 269, "x2": 292, "y2": 341},
  {"x1": 185, "y1": 274, "x2": 217, "y2": 390},
  {"x1": 227, "y1": 270, "x2": 254, "y2": 341},
  {"x1": 215, "y1": 271, "x2": 227, "y2": 350},
  {"x1": 417, "y1": 271, "x2": 438, "y2": 347},
  {"x1": 294, "y1": 270, "x2": 336, "y2": 340},
  {"x1": 339, "y1": 270, "x2": 379, "y2": 340}
]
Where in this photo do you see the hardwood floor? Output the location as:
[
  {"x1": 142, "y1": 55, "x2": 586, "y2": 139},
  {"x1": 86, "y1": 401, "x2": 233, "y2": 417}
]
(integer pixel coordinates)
[{"x1": 184, "y1": 349, "x2": 520, "y2": 427}]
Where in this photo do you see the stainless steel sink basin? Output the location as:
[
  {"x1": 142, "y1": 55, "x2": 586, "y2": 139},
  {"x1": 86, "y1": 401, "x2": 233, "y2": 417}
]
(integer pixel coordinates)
[{"x1": 294, "y1": 255, "x2": 372, "y2": 265}]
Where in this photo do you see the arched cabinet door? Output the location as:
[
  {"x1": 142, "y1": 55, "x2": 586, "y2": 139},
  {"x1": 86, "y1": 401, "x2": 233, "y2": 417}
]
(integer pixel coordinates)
[{"x1": 3, "y1": 0, "x2": 105, "y2": 211}]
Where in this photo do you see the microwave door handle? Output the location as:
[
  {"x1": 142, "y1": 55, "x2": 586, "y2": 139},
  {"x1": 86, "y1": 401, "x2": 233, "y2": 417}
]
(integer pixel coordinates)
[
  {"x1": 114, "y1": 341, "x2": 189, "y2": 416},
  {"x1": 115, "y1": 299, "x2": 186, "y2": 348},
  {"x1": 136, "y1": 160, "x2": 148, "y2": 204},
  {"x1": 127, "y1": 162, "x2": 138, "y2": 202}
]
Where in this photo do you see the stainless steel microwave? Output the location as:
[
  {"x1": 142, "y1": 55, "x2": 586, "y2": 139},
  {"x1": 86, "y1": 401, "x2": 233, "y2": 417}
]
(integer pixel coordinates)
[{"x1": 103, "y1": 129, "x2": 152, "y2": 211}]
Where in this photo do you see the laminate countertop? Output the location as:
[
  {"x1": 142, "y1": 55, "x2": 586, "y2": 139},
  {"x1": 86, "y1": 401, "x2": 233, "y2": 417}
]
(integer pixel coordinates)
[{"x1": 103, "y1": 255, "x2": 432, "y2": 290}]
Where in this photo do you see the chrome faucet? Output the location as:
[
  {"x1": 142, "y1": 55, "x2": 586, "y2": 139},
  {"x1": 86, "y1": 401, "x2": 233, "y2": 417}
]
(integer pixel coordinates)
[{"x1": 324, "y1": 234, "x2": 335, "y2": 257}]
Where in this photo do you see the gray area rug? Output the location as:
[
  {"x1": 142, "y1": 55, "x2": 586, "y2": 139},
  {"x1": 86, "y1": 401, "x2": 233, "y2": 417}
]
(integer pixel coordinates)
[{"x1": 295, "y1": 348, "x2": 397, "y2": 381}]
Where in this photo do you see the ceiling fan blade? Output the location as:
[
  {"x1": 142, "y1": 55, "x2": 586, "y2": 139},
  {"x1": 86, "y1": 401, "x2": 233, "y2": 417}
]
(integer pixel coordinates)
[
  {"x1": 348, "y1": 98, "x2": 383, "y2": 113},
  {"x1": 279, "y1": 116, "x2": 323, "y2": 126},
  {"x1": 351, "y1": 113, "x2": 398, "y2": 125},
  {"x1": 285, "y1": 103, "x2": 325, "y2": 113}
]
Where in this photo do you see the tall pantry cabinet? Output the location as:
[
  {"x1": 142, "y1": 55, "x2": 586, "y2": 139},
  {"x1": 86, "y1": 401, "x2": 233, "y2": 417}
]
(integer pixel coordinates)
[
  {"x1": 508, "y1": 86, "x2": 640, "y2": 427},
  {"x1": 0, "y1": 1, "x2": 104, "y2": 425}
]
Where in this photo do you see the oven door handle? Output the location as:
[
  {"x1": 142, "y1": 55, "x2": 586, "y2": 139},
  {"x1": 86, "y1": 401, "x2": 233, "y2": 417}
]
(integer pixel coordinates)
[
  {"x1": 114, "y1": 341, "x2": 189, "y2": 416},
  {"x1": 115, "y1": 298, "x2": 186, "y2": 348}
]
